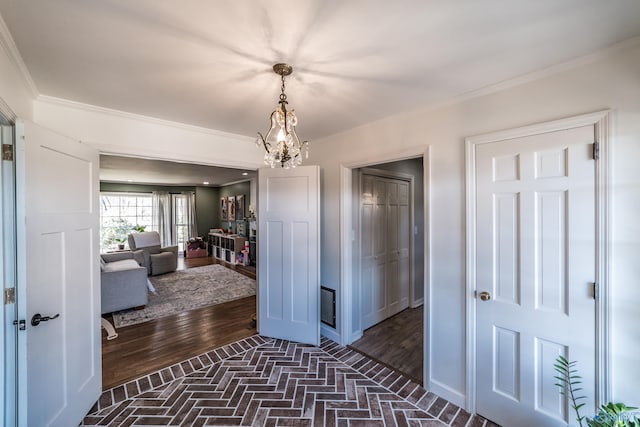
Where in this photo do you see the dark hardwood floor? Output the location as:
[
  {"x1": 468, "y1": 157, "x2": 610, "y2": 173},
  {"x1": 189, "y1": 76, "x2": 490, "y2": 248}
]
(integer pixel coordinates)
[
  {"x1": 101, "y1": 256, "x2": 257, "y2": 390},
  {"x1": 349, "y1": 306, "x2": 423, "y2": 384}
]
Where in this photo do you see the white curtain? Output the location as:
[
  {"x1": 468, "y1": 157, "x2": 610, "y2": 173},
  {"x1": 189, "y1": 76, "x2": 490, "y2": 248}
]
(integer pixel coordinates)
[
  {"x1": 152, "y1": 191, "x2": 171, "y2": 246},
  {"x1": 185, "y1": 191, "x2": 198, "y2": 238}
]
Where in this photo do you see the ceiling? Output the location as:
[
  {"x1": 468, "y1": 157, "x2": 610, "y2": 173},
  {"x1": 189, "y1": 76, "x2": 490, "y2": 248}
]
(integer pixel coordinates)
[
  {"x1": 1, "y1": 1, "x2": 640, "y2": 184},
  {"x1": 100, "y1": 155, "x2": 255, "y2": 187}
]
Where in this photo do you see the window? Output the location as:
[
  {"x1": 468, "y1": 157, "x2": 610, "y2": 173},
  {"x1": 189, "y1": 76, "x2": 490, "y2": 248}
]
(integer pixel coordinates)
[
  {"x1": 172, "y1": 194, "x2": 188, "y2": 252},
  {"x1": 100, "y1": 193, "x2": 153, "y2": 252}
]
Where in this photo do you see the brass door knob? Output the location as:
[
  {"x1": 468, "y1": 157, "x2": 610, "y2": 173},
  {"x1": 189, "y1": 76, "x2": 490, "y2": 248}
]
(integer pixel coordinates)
[{"x1": 479, "y1": 291, "x2": 491, "y2": 301}]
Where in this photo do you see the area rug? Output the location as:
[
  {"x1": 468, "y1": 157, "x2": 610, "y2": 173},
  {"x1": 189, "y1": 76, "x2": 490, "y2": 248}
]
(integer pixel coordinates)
[{"x1": 112, "y1": 264, "x2": 256, "y2": 328}]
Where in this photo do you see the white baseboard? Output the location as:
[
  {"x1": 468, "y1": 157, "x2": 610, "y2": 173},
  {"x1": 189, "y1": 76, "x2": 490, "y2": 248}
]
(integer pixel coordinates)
[
  {"x1": 320, "y1": 324, "x2": 341, "y2": 344},
  {"x1": 411, "y1": 298, "x2": 424, "y2": 308},
  {"x1": 427, "y1": 379, "x2": 466, "y2": 409}
]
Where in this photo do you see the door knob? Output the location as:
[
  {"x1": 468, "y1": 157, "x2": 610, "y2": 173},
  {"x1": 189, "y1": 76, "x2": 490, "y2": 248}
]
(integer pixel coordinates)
[
  {"x1": 478, "y1": 291, "x2": 491, "y2": 301},
  {"x1": 31, "y1": 313, "x2": 60, "y2": 326}
]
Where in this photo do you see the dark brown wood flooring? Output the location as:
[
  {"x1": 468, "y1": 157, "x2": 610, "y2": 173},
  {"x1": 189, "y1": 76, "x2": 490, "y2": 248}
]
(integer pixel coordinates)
[
  {"x1": 349, "y1": 306, "x2": 423, "y2": 384},
  {"x1": 101, "y1": 256, "x2": 256, "y2": 390}
]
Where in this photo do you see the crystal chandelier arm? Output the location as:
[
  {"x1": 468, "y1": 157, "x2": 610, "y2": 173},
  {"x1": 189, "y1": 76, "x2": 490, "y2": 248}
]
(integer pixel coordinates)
[
  {"x1": 256, "y1": 131, "x2": 269, "y2": 152},
  {"x1": 257, "y1": 110, "x2": 279, "y2": 153}
]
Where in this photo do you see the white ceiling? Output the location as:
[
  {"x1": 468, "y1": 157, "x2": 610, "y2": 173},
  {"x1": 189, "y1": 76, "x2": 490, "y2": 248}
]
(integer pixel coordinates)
[
  {"x1": 100, "y1": 155, "x2": 256, "y2": 187},
  {"x1": 1, "y1": 1, "x2": 640, "y2": 184}
]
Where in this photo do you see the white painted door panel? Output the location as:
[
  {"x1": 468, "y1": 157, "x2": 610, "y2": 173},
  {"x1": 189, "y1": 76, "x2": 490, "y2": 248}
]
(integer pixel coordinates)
[
  {"x1": 360, "y1": 173, "x2": 411, "y2": 330},
  {"x1": 257, "y1": 165, "x2": 320, "y2": 346},
  {"x1": 15, "y1": 120, "x2": 101, "y2": 427},
  {"x1": 475, "y1": 126, "x2": 596, "y2": 426}
]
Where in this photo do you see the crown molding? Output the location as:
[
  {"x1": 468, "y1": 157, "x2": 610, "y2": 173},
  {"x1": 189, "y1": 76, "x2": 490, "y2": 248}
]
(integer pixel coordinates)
[
  {"x1": 438, "y1": 35, "x2": 640, "y2": 111},
  {"x1": 36, "y1": 95, "x2": 254, "y2": 142},
  {"x1": 0, "y1": 11, "x2": 38, "y2": 98},
  {"x1": 317, "y1": 35, "x2": 640, "y2": 144}
]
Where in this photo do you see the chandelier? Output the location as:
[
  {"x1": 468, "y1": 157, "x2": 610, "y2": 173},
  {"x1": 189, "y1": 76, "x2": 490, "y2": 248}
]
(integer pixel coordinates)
[{"x1": 256, "y1": 63, "x2": 309, "y2": 169}]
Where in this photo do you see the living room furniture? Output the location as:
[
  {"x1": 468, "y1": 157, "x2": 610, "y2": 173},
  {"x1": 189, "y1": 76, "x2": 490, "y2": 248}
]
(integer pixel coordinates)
[
  {"x1": 249, "y1": 220, "x2": 257, "y2": 266},
  {"x1": 100, "y1": 251, "x2": 148, "y2": 314},
  {"x1": 208, "y1": 232, "x2": 247, "y2": 265},
  {"x1": 185, "y1": 237, "x2": 208, "y2": 258},
  {"x1": 128, "y1": 231, "x2": 178, "y2": 276}
]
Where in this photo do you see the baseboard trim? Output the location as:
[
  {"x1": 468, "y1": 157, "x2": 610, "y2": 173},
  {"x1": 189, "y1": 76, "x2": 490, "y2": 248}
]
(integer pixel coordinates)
[
  {"x1": 427, "y1": 379, "x2": 466, "y2": 409},
  {"x1": 320, "y1": 324, "x2": 341, "y2": 344}
]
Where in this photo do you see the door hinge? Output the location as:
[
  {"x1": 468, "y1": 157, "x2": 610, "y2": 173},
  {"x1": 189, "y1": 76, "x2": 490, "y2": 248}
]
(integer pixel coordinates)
[
  {"x1": 4, "y1": 287, "x2": 15, "y2": 304},
  {"x1": 592, "y1": 282, "x2": 599, "y2": 300},
  {"x1": 13, "y1": 319, "x2": 26, "y2": 330},
  {"x1": 592, "y1": 142, "x2": 599, "y2": 161},
  {"x1": 2, "y1": 144, "x2": 13, "y2": 161}
]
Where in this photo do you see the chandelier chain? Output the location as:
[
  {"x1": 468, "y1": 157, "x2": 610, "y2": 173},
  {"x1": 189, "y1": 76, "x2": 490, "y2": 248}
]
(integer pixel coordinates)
[{"x1": 279, "y1": 73, "x2": 287, "y2": 104}]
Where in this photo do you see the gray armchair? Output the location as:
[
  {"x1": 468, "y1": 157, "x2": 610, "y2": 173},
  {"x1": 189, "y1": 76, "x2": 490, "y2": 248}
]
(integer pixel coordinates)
[
  {"x1": 128, "y1": 231, "x2": 178, "y2": 276},
  {"x1": 100, "y1": 251, "x2": 148, "y2": 314}
]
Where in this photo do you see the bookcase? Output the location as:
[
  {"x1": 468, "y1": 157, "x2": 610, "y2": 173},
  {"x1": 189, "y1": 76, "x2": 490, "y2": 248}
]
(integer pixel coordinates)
[{"x1": 208, "y1": 233, "x2": 247, "y2": 265}]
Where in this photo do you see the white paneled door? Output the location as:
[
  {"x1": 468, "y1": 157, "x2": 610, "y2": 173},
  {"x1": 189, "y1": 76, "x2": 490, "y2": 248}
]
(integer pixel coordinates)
[
  {"x1": 361, "y1": 173, "x2": 410, "y2": 330},
  {"x1": 15, "y1": 120, "x2": 101, "y2": 427},
  {"x1": 475, "y1": 125, "x2": 596, "y2": 426},
  {"x1": 258, "y1": 165, "x2": 320, "y2": 346}
]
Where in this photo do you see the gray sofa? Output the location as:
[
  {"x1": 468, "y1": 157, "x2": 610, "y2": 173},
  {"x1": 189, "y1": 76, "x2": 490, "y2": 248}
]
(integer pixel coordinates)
[
  {"x1": 128, "y1": 231, "x2": 178, "y2": 276},
  {"x1": 100, "y1": 251, "x2": 148, "y2": 314}
]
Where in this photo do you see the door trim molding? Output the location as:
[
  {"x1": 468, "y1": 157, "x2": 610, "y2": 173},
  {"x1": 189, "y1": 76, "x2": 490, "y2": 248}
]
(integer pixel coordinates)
[
  {"x1": 464, "y1": 110, "x2": 612, "y2": 413},
  {"x1": 338, "y1": 146, "x2": 430, "y2": 345}
]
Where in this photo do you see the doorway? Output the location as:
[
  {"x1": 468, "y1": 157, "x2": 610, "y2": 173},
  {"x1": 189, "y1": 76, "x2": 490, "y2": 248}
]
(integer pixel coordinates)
[
  {"x1": 348, "y1": 157, "x2": 426, "y2": 384},
  {"x1": 97, "y1": 155, "x2": 259, "y2": 388}
]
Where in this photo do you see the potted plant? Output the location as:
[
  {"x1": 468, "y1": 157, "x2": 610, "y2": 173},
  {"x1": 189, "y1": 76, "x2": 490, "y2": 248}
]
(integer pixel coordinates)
[
  {"x1": 114, "y1": 237, "x2": 126, "y2": 251},
  {"x1": 100, "y1": 217, "x2": 134, "y2": 251},
  {"x1": 555, "y1": 356, "x2": 639, "y2": 426}
]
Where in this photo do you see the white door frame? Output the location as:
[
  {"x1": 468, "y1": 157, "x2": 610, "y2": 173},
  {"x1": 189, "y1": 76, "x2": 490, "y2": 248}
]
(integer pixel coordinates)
[
  {"x1": 337, "y1": 147, "x2": 431, "y2": 382},
  {"x1": 1, "y1": 120, "x2": 17, "y2": 427},
  {"x1": 464, "y1": 110, "x2": 612, "y2": 413}
]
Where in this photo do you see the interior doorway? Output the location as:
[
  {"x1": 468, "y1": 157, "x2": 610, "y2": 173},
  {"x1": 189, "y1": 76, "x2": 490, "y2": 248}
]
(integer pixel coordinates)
[
  {"x1": 348, "y1": 157, "x2": 426, "y2": 384},
  {"x1": 97, "y1": 154, "x2": 259, "y2": 389}
]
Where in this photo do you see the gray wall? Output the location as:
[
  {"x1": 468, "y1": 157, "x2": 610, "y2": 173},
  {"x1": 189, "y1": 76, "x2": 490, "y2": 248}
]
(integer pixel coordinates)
[
  {"x1": 195, "y1": 186, "x2": 218, "y2": 237},
  {"x1": 217, "y1": 181, "x2": 251, "y2": 234}
]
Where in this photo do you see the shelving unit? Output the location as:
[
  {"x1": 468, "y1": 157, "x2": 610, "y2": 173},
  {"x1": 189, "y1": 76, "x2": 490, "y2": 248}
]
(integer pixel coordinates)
[
  {"x1": 208, "y1": 233, "x2": 247, "y2": 265},
  {"x1": 249, "y1": 220, "x2": 257, "y2": 266}
]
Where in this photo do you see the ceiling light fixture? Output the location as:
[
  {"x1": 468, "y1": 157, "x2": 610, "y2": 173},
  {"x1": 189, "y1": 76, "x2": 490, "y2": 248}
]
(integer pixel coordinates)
[
  {"x1": 203, "y1": 181, "x2": 209, "y2": 185},
  {"x1": 242, "y1": 172, "x2": 248, "y2": 176},
  {"x1": 256, "y1": 63, "x2": 309, "y2": 169}
]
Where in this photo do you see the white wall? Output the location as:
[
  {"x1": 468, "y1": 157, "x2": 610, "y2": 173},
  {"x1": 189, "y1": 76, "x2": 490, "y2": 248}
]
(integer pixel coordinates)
[
  {"x1": 0, "y1": 23, "x2": 34, "y2": 120},
  {"x1": 33, "y1": 97, "x2": 264, "y2": 170},
  {"x1": 311, "y1": 41, "x2": 640, "y2": 406}
]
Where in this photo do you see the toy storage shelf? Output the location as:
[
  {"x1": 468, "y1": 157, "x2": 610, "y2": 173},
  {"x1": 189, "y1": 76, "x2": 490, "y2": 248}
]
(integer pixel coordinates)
[{"x1": 208, "y1": 233, "x2": 247, "y2": 265}]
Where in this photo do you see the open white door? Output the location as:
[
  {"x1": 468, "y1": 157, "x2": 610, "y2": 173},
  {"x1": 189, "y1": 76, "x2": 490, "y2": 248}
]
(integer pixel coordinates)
[
  {"x1": 258, "y1": 165, "x2": 320, "y2": 346},
  {"x1": 15, "y1": 120, "x2": 101, "y2": 427}
]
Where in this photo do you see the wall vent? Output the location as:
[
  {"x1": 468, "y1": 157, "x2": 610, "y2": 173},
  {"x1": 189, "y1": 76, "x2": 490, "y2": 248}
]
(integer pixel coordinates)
[{"x1": 320, "y1": 286, "x2": 336, "y2": 328}]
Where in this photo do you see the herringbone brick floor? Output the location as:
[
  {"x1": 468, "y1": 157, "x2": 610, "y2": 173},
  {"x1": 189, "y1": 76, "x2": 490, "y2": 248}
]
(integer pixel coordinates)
[{"x1": 82, "y1": 335, "x2": 498, "y2": 426}]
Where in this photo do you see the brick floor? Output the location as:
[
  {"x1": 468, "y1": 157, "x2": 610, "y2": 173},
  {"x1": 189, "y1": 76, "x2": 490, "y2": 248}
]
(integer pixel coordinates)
[{"x1": 82, "y1": 336, "x2": 495, "y2": 426}]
